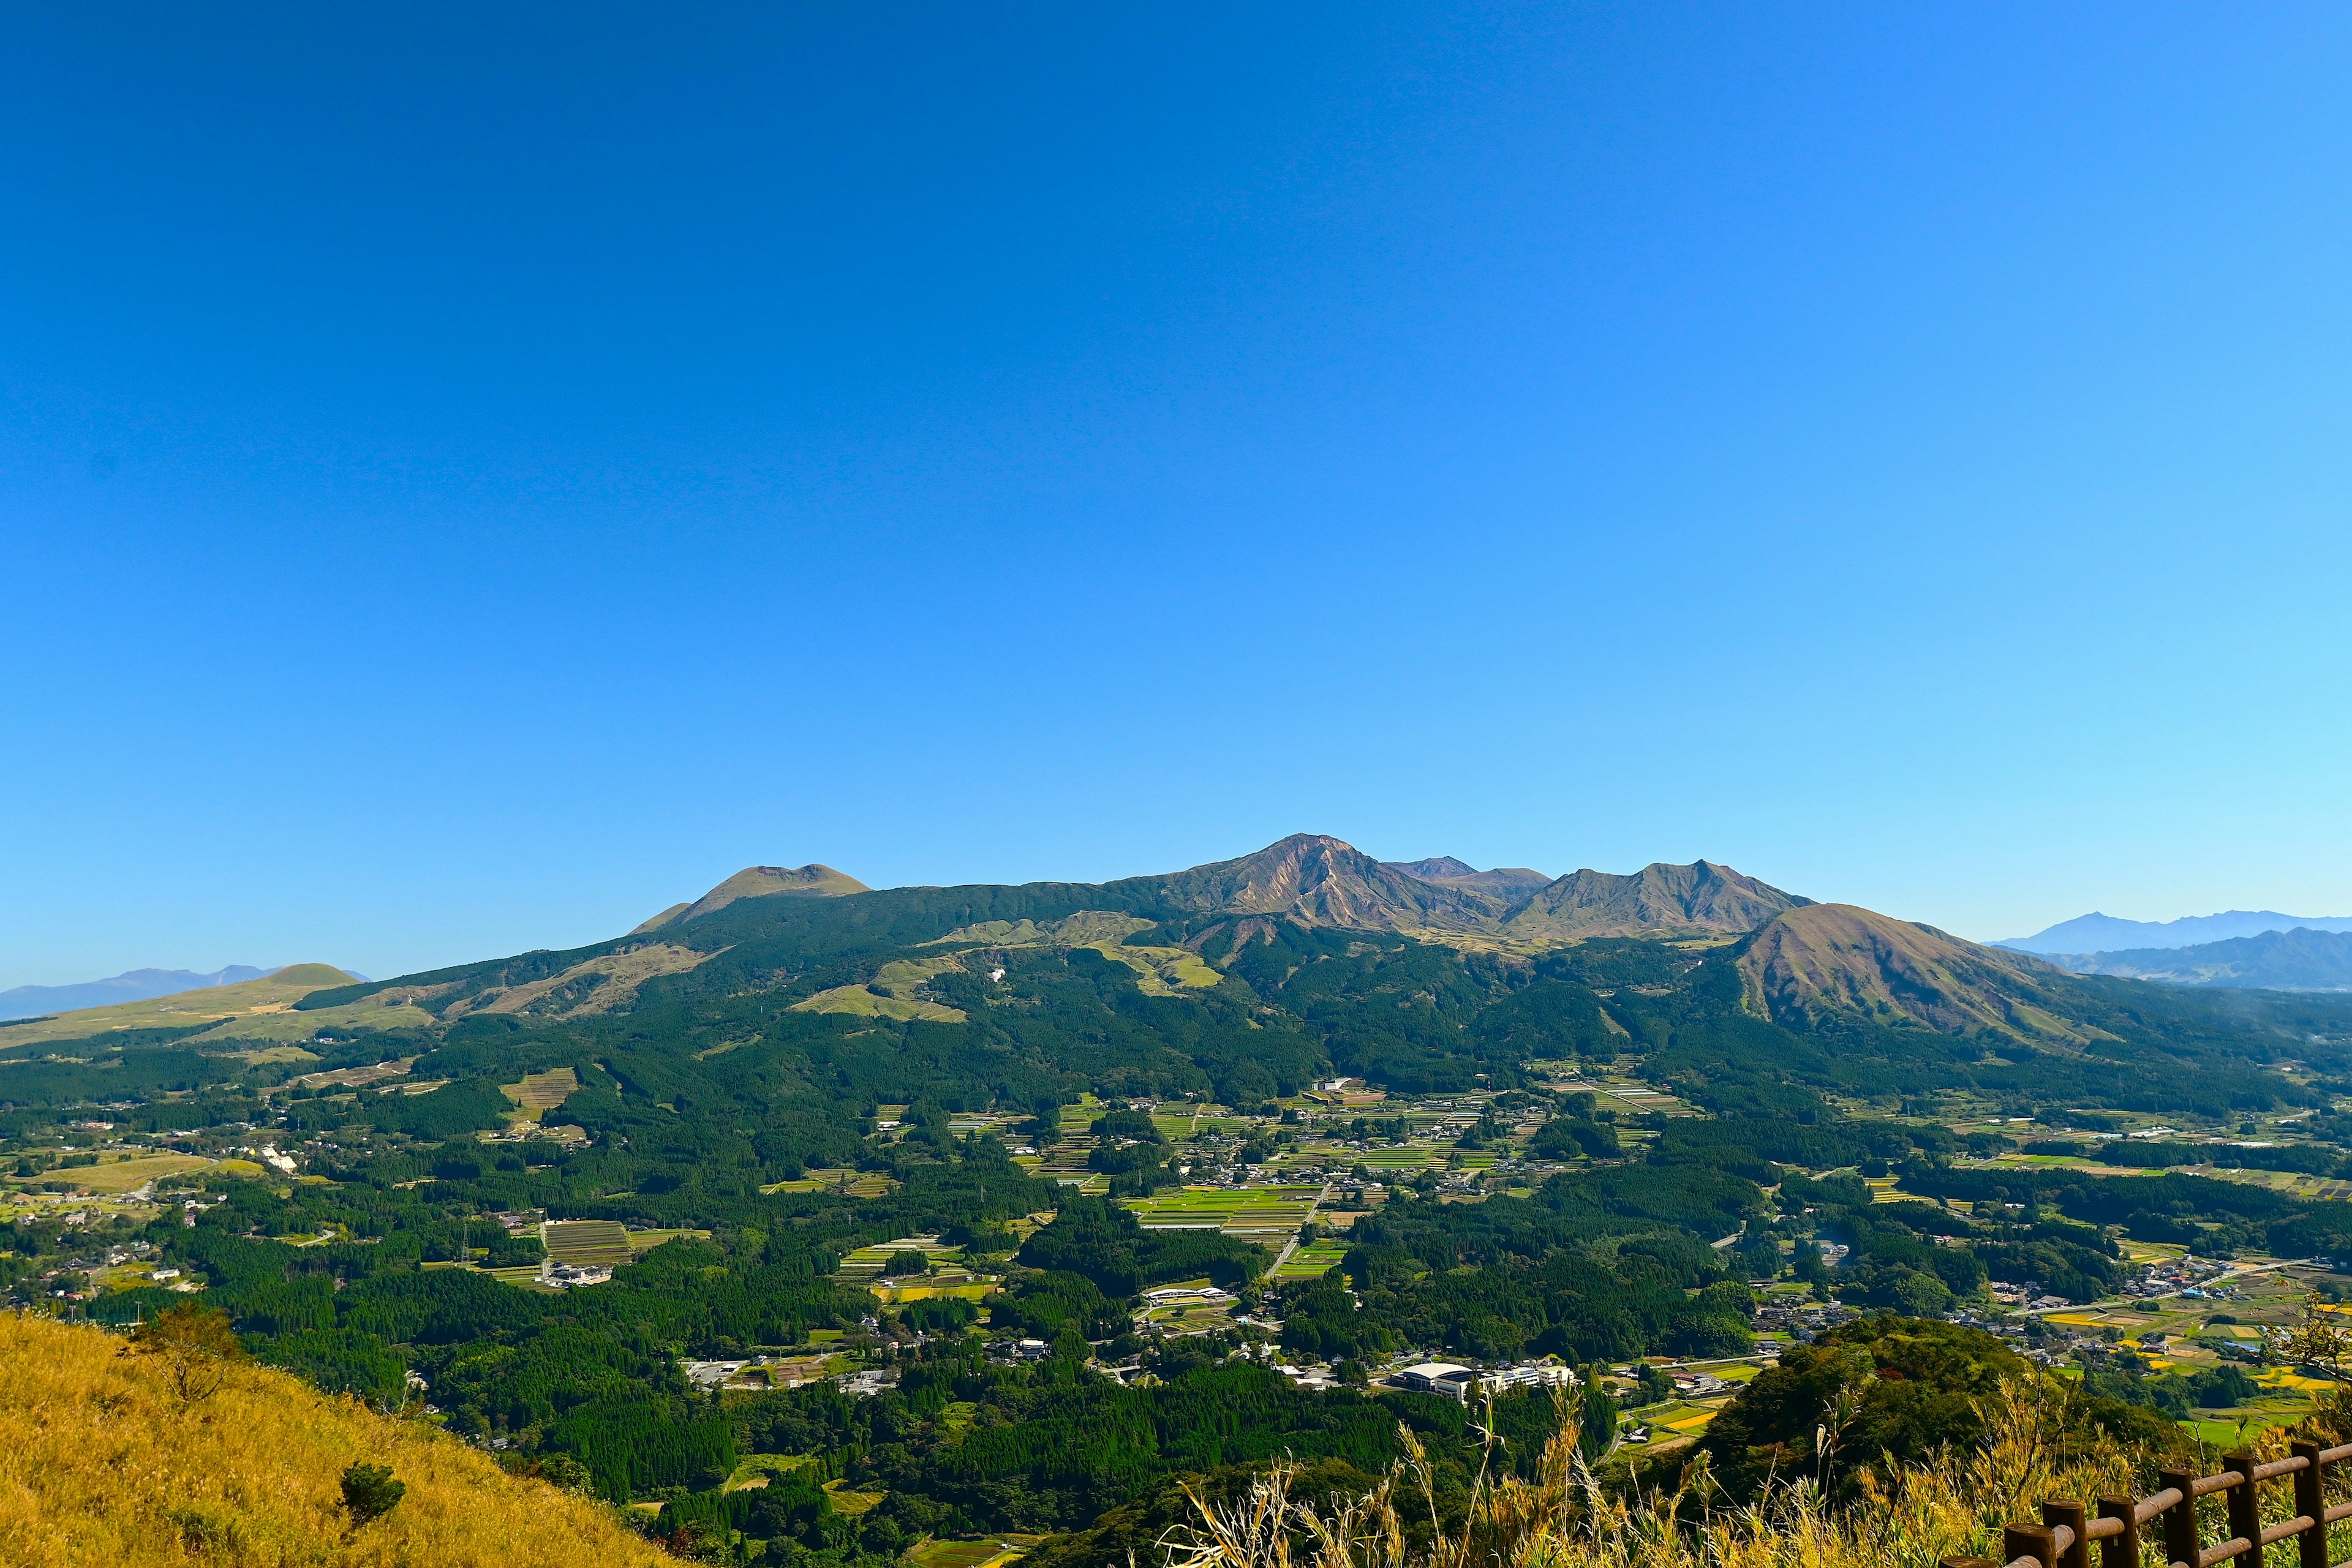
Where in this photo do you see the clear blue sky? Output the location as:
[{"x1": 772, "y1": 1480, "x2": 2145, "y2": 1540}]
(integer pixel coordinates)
[{"x1": 7, "y1": 4, "x2": 2352, "y2": 987}]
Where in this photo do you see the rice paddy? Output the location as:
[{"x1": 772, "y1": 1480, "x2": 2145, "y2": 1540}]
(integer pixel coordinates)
[
  {"x1": 835, "y1": 1236, "x2": 962, "y2": 1276},
  {"x1": 1119, "y1": 1186, "x2": 1320, "y2": 1236},
  {"x1": 760, "y1": 1167, "x2": 895, "y2": 1197},
  {"x1": 1272, "y1": 1238, "x2": 1349, "y2": 1279}
]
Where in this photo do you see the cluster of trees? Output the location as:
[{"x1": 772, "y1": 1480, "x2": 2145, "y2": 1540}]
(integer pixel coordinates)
[
  {"x1": 728, "y1": 1341, "x2": 1545, "y2": 1539},
  {"x1": 1016, "y1": 1198, "x2": 1267, "y2": 1294},
  {"x1": 1699, "y1": 1316, "x2": 2183, "y2": 1501},
  {"x1": 1279, "y1": 1235, "x2": 1754, "y2": 1366}
]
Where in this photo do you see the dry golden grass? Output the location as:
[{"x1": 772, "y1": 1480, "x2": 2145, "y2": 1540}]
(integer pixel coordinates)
[
  {"x1": 1161, "y1": 1379, "x2": 2205, "y2": 1568},
  {"x1": 0, "y1": 1313, "x2": 667, "y2": 1567}
]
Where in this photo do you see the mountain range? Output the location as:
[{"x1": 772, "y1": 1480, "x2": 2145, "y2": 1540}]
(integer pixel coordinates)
[
  {"x1": 45, "y1": 834, "x2": 2144, "y2": 1051},
  {"x1": 1094, "y1": 834, "x2": 1814, "y2": 946},
  {"x1": 2048, "y1": 926, "x2": 2352, "y2": 991},
  {"x1": 584, "y1": 835, "x2": 2296, "y2": 1042},
  {"x1": 14, "y1": 834, "x2": 2334, "y2": 1055},
  {"x1": 0, "y1": 965, "x2": 276, "y2": 1023},
  {"x1": 1999, "y1": 908, "x2": 2352, "y2": 954}
]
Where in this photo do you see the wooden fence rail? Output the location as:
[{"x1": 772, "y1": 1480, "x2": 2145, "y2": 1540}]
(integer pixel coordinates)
[{"x1": 1942, "y1": 1443, "x2": 2352, "y2": 1568}]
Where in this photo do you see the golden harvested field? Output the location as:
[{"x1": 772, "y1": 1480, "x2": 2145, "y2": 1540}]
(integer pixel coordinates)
[
  {"x1": 0, "y1": 1314, "x2": 665, "y2": 1567},
  {"x1": 58, "y1": 1153, "x2": 216, "y2": 1193},
  {"x1": 500, "y1": 1067, "x2": 579, "y2": 1121}
]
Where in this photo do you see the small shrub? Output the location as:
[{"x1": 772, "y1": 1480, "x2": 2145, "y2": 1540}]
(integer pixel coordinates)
[
  {"x1": 127, "y1": 1301, "x2": 242, "y2": 1406},
  {"x1": 342, "y1": 1461, "x2": 406, "y2": 1526}
]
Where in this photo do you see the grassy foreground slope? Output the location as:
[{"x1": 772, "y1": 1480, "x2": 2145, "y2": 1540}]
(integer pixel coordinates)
[{"x1": 0, "y1": 1314, "x2": 662, "y2": 1568}]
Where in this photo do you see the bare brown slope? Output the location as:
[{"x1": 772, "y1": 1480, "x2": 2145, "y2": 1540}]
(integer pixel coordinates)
[
  {"x1": 1502, "y1": 861, "x2": 1806, "y2": 942},
  {"x1": 1739, "y1": 903, "x2": 2101, "y2": 1042},
  {"x1": 1134, "y1": 834, "x2": 1504, "y2": 932},
  {"x1": 632, "y1": 863, "x2": 870, "y2": 932}
]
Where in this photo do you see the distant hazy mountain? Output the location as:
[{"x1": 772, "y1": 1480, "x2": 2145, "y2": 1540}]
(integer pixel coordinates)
[
  {"x1": 2052, "y1": 927, "x2": 2352, "y2": 991},
  {"x1": 0, "y1": 965, "x2": 274, "y2": 1023},
  {"x1": 1999, "y1": 909, "x2": 2352, "y2": 954}
]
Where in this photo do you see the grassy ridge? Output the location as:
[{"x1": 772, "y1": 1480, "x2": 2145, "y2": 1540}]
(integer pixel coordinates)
[
  {"x1": 0, "y1": 963, "x2": 364, "y2": 1050},
  {"x1": 0, "y1": 1314, "x2": 662, "y2": 1568}
]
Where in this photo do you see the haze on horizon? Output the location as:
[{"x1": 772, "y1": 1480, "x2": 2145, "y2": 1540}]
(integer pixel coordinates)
[{"x1": 6, "y1": 4, "x2": 2351, "y2": 989}]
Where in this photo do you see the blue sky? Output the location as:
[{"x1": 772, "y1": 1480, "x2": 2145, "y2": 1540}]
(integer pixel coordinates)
[{"x1": 6, "y1": 4, "x2": 2352, "y2": 987}]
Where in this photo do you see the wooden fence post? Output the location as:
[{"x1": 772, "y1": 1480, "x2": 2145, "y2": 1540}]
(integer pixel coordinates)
[
  {"x1": 2226, "y1": 1450, "x2": 2262, "y2": 1568},
  {"x1": 2293, "y1": 1443, "x2": 2327, "y2": 1568},
  {"x1": 2007, "y1": 1523, "x2": 2060, "y2": 1568},
  {"x1": 2161, "y1": 1469, "x2": 2202, "y2": 1568},
  {"x1": 2098, "y1": 1496, "x2": 2138, "y2": 1568},
  {"x1": 2045, "y1": 1501, "x2": 2090, "y2": 1568}
]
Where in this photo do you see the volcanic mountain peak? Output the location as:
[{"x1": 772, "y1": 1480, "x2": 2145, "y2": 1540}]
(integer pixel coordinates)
[
  {"x1": 1502, "y1": 859, "x2": 1809, "y2": 941},
  {"x1": 1133, "y1": 833, "x2": 1500, "y2": 933},
  {"x1": 632, "y1": 863, "x2": 870, "y2": 933},
  {"x1": 1739, "y1": 903, "x2": 2095, "y2": 1043},
  {"x1": 1384, "y1": 857, "x2": 1556, "y2": 902}
]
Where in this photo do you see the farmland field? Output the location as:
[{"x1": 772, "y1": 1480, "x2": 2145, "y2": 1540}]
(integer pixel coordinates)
[
  {"x1": 837, "y1": 1237, "x2": 961, "y2": 1275},
  {"x1": 1120, "y1": 1186, "x2": 1319, "y2": 1235},
  {"x1": 500, "y1": 1068, "x2": 579, "y2": 1122},
  {"x1": 52, "y1": 1153, "x2": 216, "y2": 1193},
  {"x1": 540, "y1": 1219, "x2": 633, "y2": 1267},
  {"x1": 1273, "y1": 1239, "x2": 1349, "y2": 1279},
  {"x1": 903, "y1": 1540, "x2": 1031, "y2": 1568}
]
